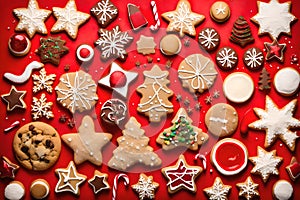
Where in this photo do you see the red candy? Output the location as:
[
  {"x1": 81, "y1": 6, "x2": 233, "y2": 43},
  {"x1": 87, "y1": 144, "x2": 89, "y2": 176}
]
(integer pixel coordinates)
[
  {"x1": 110, "y1": 71, "x2": 127, "y2": 88},
  {"x1": 9, "y1": 34, "x2": 28, "y2": 52},
  {"x1": 79, "y1": 48, "x2": 90, "y2": 58}
]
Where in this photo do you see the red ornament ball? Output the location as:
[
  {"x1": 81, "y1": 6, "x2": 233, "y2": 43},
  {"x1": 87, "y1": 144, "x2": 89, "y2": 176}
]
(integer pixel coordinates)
[
  {"x1": 10, "y1": 34, "x2": 28, "y2": 52},
  {"x1": 79, "y1": 48, "x2": 90, "y2": 58},
  {"x1": 109, "y1": 71, "x2": 127, "y2": 88}
]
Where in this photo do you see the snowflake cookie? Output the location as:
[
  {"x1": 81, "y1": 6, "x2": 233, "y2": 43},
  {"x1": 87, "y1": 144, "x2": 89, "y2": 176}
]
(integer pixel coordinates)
[
  {"x1": 248, "y1": 95, "x2": 300, "y2": 151},
  {"x1": 32, "y1": 68, "x2": 56, "y2": 93},
  {"x1": 198, "y1": 27, "x2": 220, "y2": 51},
  {"x1": 236, "y1": 176, "x2": 259, "y2": 200},
  {"x1": 203, "y1": 177, "x2": 231, "y2": 200},
  {"x1": 243, "y1": 47, "x2": 264, "y2": 70},
  {"x1": 216, "y1": 47, "x2": 238, "y2": 70},
  {"x1": 132, "y1": 174, "x2": 159, "y2": 200},
  {"x1": 249, "y1": 146, "x2": 282, "y2": 183},
  {"x1": 55, "y1": 70, "x2": 98, "y2": 114},
  {"x1": 31, "y1": 93, "x2": 54, "y2": 120},
  {"x1": 91, "y1": 0, "x2": 118, "y2": 28}
]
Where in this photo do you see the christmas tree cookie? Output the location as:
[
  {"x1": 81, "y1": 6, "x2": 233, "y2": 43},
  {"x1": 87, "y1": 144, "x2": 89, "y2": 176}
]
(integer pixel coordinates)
[{"x1": 230, "y1": 16, "x2": 254, "y2": 48}]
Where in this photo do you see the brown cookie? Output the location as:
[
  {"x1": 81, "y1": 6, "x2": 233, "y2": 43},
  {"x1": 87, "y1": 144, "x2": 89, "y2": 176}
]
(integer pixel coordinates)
[
  {"x1": 101, "y1": 99, "x2": 127, "y2": 125},
  {"x1": 137, "y1": 35, "x2": 156, "y2": 55},
  {"x1": 243, "y1": 47, "x2": 264, "y2": 70},
  {"x1": 13, "y1": 122, "x2": 61, "y2": 171},
  {"x1": 90, "y1": 0, "x2": 118, "y2": 28},
  {"x1": 198, "y1": 27, "x2": 220, "y2": 51},
  {"x1": 205, "y1": 103, "x2": 238, "y2": 137},
  {"x1": 210, "y1": 1, "x2": 230, "y2": 23},
  {"x1": 30, "y1": 179, "x2": 50, "y2": 199},
  {"x1": 159, "y1": 34, "x2": 181, "y2": 56},
  {"x1": 216, "y1": 47, "x2": 238, "y2": 70},
  {"x1": 230, "y1": 16, "x2": 254, "y2": 48}
]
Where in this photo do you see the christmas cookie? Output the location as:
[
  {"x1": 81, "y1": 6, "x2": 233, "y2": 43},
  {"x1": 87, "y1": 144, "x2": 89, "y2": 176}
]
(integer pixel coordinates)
[
  {"x1": 216, "y1": 47, "x2": 238, "y2": 70},
  {"x1": 127, "y1": 3, "x2": 148, "y2": 31},
  {"x1": 137, "y1": 35, "x2": 156, "y2": 55},
  {"x1": 286, "y1": 157, "x2": 300, "y2": 181},
  {"x1": 243, "y1": 47, "x2": 264, "y2": 70},
  {"x1": 100, "y1": 99, "x2": 127, "y2": 125},
  {"x1": 30, "y1": 179, "x2": 50, "y2": 199},
  {"x1": 0, "y1": 156, "x2": 19, "y2": 179},
  {"x1": 159, "y1": 34, "x2": 182, "y2": 56},
  {"x1": 274, "y1": 67, "x2": 300, "y2": 96},
  {"x1": 76, "y1": 44, "x2": 94, "y2": 63},
  {"x1": 162, "y1": 154, "x2": 202, "y2": 194},
  {"x1": 249, "y1": 146, "x2": 282, "y2": 183},
  {"x1": 248, "y1": 96, "x2": 300, "y2": 151},
  {"x1": 264, "y1": 39, "x2": 286, "y2": 62},
  {"x1": 272, "y1": 180, "x2": 293, "y2": 200},
  {"x1": 32, "y1": 68, "x2": 56, "y2": 93},
  {"x1": 1, "y1": 85, "x2": 27, "y2": 111},
  {"x1": 205, "y1": 103, "x2": 238, "y2": 137},
  {"x1": 210, "y1": 1, "x2": 230, "y2": 23},
  {"x1": 90, "y1": 0, "x2": 118, "y2": 28},
  {"x1": 13, "y1": 0, "x2": 51, "y2": 38},
  {"x1": 204, "y1": 177, "x2": 231, "y2": 200},
  {"x1": 8, "y1": 34, "x2": 31, "y2": 56},
  {"x1": 4, "y1": 181, "x2": 25, "y2": 200},
  {"x1": 198, "y1": 27, "x2": 220, "y2": 51},
  {"x1": 61, "y1": 115, "x2": 112, "y2": 166},
  {"x1": 161, "y1": 0, "x2": 205, "y2": 37},
  {"x1": 99, "y1": 62, "x2": 138, "y2": 98},
  {"x1": 137, "y1": 65, "x2": 174, "y2": 123},
  {"x1": 31, "y1": 93, "x2": 54, "y2": 120},
  {"x1": 55, "y1": 161, "x2": 86, "y2": 195},
  {"x1": 36, "y1": 37, "x2": 69, "y2": 66},
  {"x1": 178, "y1": 54, "x2": 218, "y2": 94},
  {"x1": 95, "y1": 26, "x2": 133, "y2": 61},
  {"x1": 223, "y1": 72, "x2": 254, "y2": 103},
  {"x1": 236, "y1": 176, "x2": 259, "y2": 200},
  {"x1": 88, "y1": 170, "x2": 110, "y2": 194},
  {"x1": 230, "y1": 16, "x2": 254, "y2": 48},
  {"x1": 211, "y1": 138, "x2": 248, "y2": 175},
  {"x1": 13, "y1": 122, "x2": 61, "y2": 171},
  {"x1": 55, "y1": 70, "x2": 98, "y2": 114},
  {"x1": 258, "y1": 67, "x2": 271, "y2": 91},
  {"x1": 51, "y1": 0, "x2": 90, "y2": 39},
  {"x1": 108, "y1": 117, "x2": 162, "y2": 171},
  {"x1": 156, "y1": 108, "x2": 209, "y2": 151},
  {"x1": 132, "y1": 173, "x2": 159, "y2": 200}
]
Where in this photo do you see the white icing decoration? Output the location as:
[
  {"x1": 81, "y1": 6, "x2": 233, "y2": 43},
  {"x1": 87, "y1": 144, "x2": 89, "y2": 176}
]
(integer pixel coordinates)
[
  {"x1": 90, "y1": 0, "x2": 118, "y2": 25},
  {"x1": 217, "y1": 47, "x2": 238, "y2": 68},
  {"x1": 101, "y1": 99, "x2": 126, "y2": 124},
  {"x1": 32, "y1": 68, "x2": 56, "y2": 93},
  {"x1": 76, "y1": 44, "x2": 94, "y2": 62},
  {"x1": 273, "y1": 180, "x2": 293, "y2": 200},
  {"x1": 31, "y1": 93, "x2": 54, "y2": 120},
  {"x1": 4, "y1": 61, "x2": 44, "y2": 84},
  {"x1": 209, "y1": 117, "x2": 228, "y2": 133},
  {"x1": 95, "y1": 26, "x2": 133, "y2": 59},
  {"x1": 244, "y1": 48, "x2": 264, "y2": 69},
  {"x1": 204, "y1": 177, "x2": 231, "y2": 200},
  {"x1": 249, "y1": 96, "x2": 300, "y2": 151},
  {"x1": 199, "y1": 28, "x2": 219, "y2": 49},
  {"x1": 132, "y1": 174, "x2": 158, "y2": 199},
  {"x1": 4, "y1": 182, "x2": 25, "y2": 200},
  {"x1": 274, "y1": 68, "x2": 300, "y2": 96},
  {"x1": 251, "y1": 0, "x2": 296, "y2": 39},
  {"x1": 237, "y1": 177, "x2": 259, "y2": 200},
  {"x1": 216, "y1": 4, "x2": 226, "y2": 15},
  {"x1": 31, "y1": 181, "x2": 50, "y2": 199}
]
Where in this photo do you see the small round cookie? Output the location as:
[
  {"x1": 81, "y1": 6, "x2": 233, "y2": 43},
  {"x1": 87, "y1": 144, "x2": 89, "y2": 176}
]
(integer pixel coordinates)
[
  {"x1": 216, "y1": 47, "x2": 238, "y2": 70},
  {"x1": 160, "y1": 34, "x2": 182, "y2": 56},
  {"x1": 243, "y1": 47, "x2": 264, "y2": 71},
  {"x1": 273, "y1": 180, "x2": 293, "y2": 200},
  {"x1": 100, "y1": 99, "x2": 127, "y2": 125},
  {"x1": 13, "y1": 122, "x2": 61, "y2": 171},
  {"x1": 210, "y1": 1, "x2": 230, "y2": 23},
  {"x1": 8, "y1": 34, "x2": 31, "y2": 57},
  {"x1": 223, "y1": 72, "x2": 254, "y2": 103},
  {"x1": 5, "y1": 181, "x2": 25, "y2": 200},
  {"x1": 76, "y1": 44, "x2": 94, "y2": 63},
  {"x1": 205, "y1": 103, "x2": 238, "y2": 137},
  {"x1": 198, "y1": 27, "x2": 220, "y2": 51},
  {"x1": 30, "y1": 179, "x2": 50, "y2": 199},
  {"x1": 274, "y1": 67, "x2": 300, "y2": 96}
]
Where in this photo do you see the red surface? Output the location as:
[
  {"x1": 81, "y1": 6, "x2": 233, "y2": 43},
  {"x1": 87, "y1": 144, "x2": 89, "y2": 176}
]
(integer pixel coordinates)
[{"x1": 0, "y1": 0, "x2": 299, "y2": 199}]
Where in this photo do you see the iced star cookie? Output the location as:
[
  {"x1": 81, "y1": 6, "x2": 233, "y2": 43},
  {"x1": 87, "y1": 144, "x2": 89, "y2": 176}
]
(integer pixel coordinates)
[
  {"x1": 264, "y1": 39, "x2": 286, "y2": 62},
  {"x1": 0, "y1": 156, "x2": 19, "y2": 179},
  {"x1": 178, "y1": 54, "x2": 218, "y2": 94},
  {"x1": 161, "y1": 0, "x2": 205, "y2": 37},
  {"x1": 132, "y1": 174, "x2": 159, "y2": 200},
  {"x1": 157, "y1": 108, "x2": 208, "y2": 151},
  {"x1": 248, "y1": 96, "x2": 300, "y2": 151},
  {"x1": 90, "y1": 0, "x2": 118, "y2": 28},
  {"x1": 274, "y1": 67, "x2": 300, "y2": 96},
  {"x1": 55, "y1": 70, "x2": 98, "y2": 114},
  {"x1": 204, "y1": 177, "x2": 231, "y2": 200},
  {"x1": 1, "y1": 85, "x2": 27, "y2": 111},
  {"x1": 236, "y1": 176, "x2": 259, "y2": 200},
  {"x1": 88, "y1": 170, "x2": 110, "y2": 194},
  {"x1": 13, "y1": 122, "x2": 61, "y2": 171}
]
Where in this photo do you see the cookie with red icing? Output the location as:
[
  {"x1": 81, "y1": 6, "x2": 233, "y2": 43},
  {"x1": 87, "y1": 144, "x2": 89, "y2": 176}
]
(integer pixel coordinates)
[{"x1": 8, "y1": 34, "x2": 31, "y2": 56}]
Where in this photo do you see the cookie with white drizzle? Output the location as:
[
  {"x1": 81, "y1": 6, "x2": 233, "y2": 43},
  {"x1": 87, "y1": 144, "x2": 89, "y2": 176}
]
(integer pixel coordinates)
[
  {"x1": 204, "y1": 177, "x2": 231, "y2": 199},
  {"x1": 243, "y1": 47, "x2": 264, "y2": 70},
  {"x1": 198, "y1": 27, "x2": 220, "y2": 51},
  {"x1": 90, "y1": 0, "x2": 118, "y2": 28},
  {"x1": 178, "y1": 54, "x2": 218, "y2": 94},
  {"x1": 216, "y1": 47, "x2": 238, "y2": 70},
  {"x1": 100, "y1": 99, "x2": 127, "y2": 125}
]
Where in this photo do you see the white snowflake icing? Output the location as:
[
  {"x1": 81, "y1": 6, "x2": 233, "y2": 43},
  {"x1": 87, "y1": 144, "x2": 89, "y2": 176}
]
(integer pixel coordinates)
[
  {"x1": 237, "y1": 177, "x2": 259, "y2": 200},
  {"x1": 95, "y1": 26, "x2": 133, "y2": 59},
  {"x1": 216, "y1": 4, "x2": 226, "y2": 15},
  {"x1": 216, "y1": 48, "x2": 238, "y2": 68},
  {"x1": 204, "y1": 177, "x2": 231, "y2": 200},
  {"x1": 31, "y1": 93, "x2": 54, "y2": 120},
  {"x1": 199, "y1": 28, "x2": 219, "y2": 49},
  {"x1": 32, "y1": 68, "x2": 56, "y2": 93},
  {"x1": 244, "y1": 48, "x2": 264, "y2": 69},
  {"x1": 132, "y1": 174, "x2": 158, "y2": 200},
  {"x1": 91, "y1": 0, "x2": 118, "y2": 25}
]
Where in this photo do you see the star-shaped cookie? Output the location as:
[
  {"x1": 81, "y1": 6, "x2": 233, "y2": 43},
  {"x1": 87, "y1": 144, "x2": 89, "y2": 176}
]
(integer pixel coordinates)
[
  {"x1": 162, "y1": 154, "x2": 202, "y2": 194},
  {"x1": 1, "y1": 85, "x2": 27, "y2": 111},
  {"x1": 249, "y1": 146, "x2": 282, "y2": 183},
  {"x1": 88, "y1": 170, "x2": 110, "y2": 194},
  {"x1": 248, "y1": 95, "x2": 300, "y2": 151},
  {"x1": 55, "y1": 161, "x2": 86, "y2": 195},
  {"x1": 204, "y1": 177, "x2": 231, "y2": 200},
  {"x1": 161, "y1": 0, "x2": 205, "y2": 37},
  {"x1": 98, "y1": 62, "x2": 138, "y2": 99},
  {"x1": 51, "y1": 0, "x2": 90, "y2": 39},
  {"x1": 132, "y1": 173, "x2": 159, "y2": 200},
  {"x1": 264, "y1": 39, "x2": 286, "y2": 62},
  {"x1": 0, "y1": 156, "x2": 19, "y2": 179},
  {"x1": 251, "y1": 0, "x2": 297, "y2": 39},
  {"x1": 13, "y1": 0, "x2": 51, "y2": 38},
  {"x1": 61, "y1": 115, "x2": 112, "y2": 166},
  {"x1": 236, "y1": 176, "x2": 259, "y2": 200}
]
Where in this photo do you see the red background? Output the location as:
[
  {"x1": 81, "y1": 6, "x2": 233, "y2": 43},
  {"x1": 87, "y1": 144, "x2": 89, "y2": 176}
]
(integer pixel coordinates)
[{"x1": 0, "y1": 0, "x2": 299, "y2": 199}]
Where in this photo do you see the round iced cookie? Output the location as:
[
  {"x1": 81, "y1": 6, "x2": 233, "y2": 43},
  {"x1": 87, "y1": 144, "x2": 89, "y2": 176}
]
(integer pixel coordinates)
[
  {"x1": 8, "y1": 34, "x2": 31, "y2": 56},
  {"x1": 205, "y1": 103, "x2": 238, "y2": 137},
  {"x1": 223, "y1": 72, "x2": 254, "y2": 103},
  {"x1": 274, "y1": 67, "x2": 300, "y2": 96},
  {"x1": 273, "y1": 180, "x2": 293, "y2": 200},
  {"x1": 243, "y1": 47, "x2": 264, "y2": 71},
  {"x1": 216, "y1": 47, "x2": 238, "y2": 70},
  {"x1": 198, "y1": 27, "x2": 220, "y2": 51},
  {"x1": 211, "y1": 138, "x2": 248, "y2": 176},
  {"x1": 160, "y1": 34, "x2": 182, "y2": 56},
  {"x1": 5, "y1": 181, "x2": 25, "y2": 200},
  {"x1": 210, "y1": 1, "x2": 230, "y2": 23},
  {"x1": 76, "y1": 44, "x2": 94, "y2": 63},
  {"x1": 30, "y1": 179, "x2": 50, "y2": 199},
  {"x1": 100, "y1": 99, "x2": 127, "y2": 125}
]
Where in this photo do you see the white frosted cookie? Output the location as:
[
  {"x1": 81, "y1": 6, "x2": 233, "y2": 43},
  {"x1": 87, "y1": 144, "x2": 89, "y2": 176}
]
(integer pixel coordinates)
[
  {"x1": 30, "y1": 179, "x2": 50, "y2": 199},
  {"x1": 273, "y1": 180, "x2": 293, "y2": 200},
  {"x1": 223, "y1": 72, "x2": 254, "y2": 103},
  {"x1": 274, "y1": 67, "x2": 300, "y2": 96},
  {"x1": 5, "y1": 181, "x2": 25, "y2": 200}
]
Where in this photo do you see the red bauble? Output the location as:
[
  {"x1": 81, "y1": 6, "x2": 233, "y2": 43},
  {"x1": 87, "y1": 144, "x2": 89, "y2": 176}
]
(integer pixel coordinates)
[
  {"x1": 79, "y1": 48, "x2": 90, "y2": 58},
  {"x1": 9, "y1": 34, "x2": 28, "y2": 52},
  {"x1": 109, "y1": 71, "x2": 127, "y2": 88}
]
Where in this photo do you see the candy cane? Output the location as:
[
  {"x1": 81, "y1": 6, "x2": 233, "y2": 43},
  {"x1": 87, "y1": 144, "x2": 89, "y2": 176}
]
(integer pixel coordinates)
[
  {"x1": 4, "y1": 121, "x2": 20, "y2": 133},
  {"x1": 150, "y1": 1, "x2": 160, "y2": 31},
  {"x1": 194, "y1": 153, "x2": 207, "y2": 170},
  {"x1": 112, "y1": 173, "x2": 129, "y2": 200}
]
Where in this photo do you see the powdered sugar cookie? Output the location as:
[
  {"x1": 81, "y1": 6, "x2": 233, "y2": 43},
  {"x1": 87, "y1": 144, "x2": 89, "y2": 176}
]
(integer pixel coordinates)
[
  {"x1": 274, "y1": 67, "x2": 300, "y2": 96},
  {"x1": 273, "y1": 180, "x2": 293, "y2": 200},
  {"x1": 4, "y1": 181, "x2": 25, "y2": 200}
]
